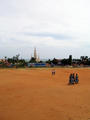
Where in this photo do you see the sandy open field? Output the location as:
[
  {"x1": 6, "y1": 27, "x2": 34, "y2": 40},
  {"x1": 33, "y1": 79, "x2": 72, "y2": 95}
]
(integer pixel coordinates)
[{"x1": 0, "y1": 68, "x2": 90, "y2": 120}]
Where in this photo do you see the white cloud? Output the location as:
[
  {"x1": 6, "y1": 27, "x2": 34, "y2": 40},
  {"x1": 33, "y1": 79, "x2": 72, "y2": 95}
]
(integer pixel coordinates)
[{"x1": 0, "y1": 0, "x2": 90, "y2": 59}]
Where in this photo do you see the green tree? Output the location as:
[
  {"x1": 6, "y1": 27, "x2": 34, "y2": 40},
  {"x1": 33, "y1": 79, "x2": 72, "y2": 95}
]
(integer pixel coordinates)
[
  {"x1": 30, "y1": 57, "x2": 36, "y2": 63},
  {"x1": 68, "y1": 55, "x2": 72, "y2": 65}
]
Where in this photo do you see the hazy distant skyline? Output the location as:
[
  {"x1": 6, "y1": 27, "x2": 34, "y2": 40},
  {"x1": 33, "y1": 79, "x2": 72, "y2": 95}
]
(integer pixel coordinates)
[{"x1": 0, "y1": 0, "x2": 90, "y2": 59}]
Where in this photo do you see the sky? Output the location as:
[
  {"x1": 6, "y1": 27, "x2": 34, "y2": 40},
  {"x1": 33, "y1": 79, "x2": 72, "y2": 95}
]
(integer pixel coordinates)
[{"x1": 0, "y1": 0, "x2": 90, "y2": 59}]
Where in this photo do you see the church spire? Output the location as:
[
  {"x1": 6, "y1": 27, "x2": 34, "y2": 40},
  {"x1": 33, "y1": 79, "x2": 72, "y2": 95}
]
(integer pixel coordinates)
[{"x1": 34, "y1": 47, "x2": 37, "y2": 60}]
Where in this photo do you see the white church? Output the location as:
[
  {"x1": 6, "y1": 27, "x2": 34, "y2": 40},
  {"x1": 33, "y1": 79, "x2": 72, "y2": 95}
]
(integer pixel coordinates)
[{"x1": 32, "y1": 48, "x2": 40, "y2": 62}]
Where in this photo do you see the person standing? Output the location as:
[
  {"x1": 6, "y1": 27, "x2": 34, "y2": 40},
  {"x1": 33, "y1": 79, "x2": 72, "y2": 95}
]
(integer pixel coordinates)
[
  {"x1": 72, "y1": 73, "x2": 75, "y2": 81},
  {"x1": 69, "y1": 73, "x2": 74, "y2": 84},
  {"x1": 69, "y1": 73, "x2": 72, "y2": 84},
  {"x1": 52, "y1": 69, "x2": 55, "y2": 75},
  {"x1": 75, "y1": 73, "x2": 79, "y2": 84}
]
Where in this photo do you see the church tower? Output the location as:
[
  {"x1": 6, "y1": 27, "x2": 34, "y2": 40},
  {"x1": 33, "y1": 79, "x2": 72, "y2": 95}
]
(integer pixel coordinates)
[
  {"x1": 34, "y1": 48, "x2": 37, "y2": 60},
  {"x1": 33, "y1": 47, "x2": 40, "y2": 62}
]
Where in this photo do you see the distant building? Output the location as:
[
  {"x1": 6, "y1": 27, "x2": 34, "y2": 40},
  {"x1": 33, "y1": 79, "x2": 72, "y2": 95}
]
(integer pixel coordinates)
[
  {"x1": 32, "y1": 48, "x2": 40, "y2": 62},
  {"x1": 34, "y1": 48, "x2": 37, "y2": 60}
]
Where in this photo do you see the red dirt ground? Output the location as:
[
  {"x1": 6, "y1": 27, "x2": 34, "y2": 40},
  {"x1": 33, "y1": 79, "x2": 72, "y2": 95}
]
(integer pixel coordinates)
[{"x1": 0, "y1": 68, "x2": 90, "y2": 120}]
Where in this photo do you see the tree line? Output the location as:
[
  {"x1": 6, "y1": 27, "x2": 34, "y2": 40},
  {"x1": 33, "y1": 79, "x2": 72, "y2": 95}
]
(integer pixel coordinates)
[{"x1": 0, "y1": 54, "x2": 90, "y2": 68}]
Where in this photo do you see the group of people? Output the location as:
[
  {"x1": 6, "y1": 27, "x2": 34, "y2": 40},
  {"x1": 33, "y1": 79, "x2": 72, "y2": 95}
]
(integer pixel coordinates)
[
  {"x1": 52, "y1": 69, "x2": 56, "y2": 75},
  {"x1": 51, "y1": 69, "x2": 79, "y2": 85},
  {"x1": 69, "y1": 73, "x2": 79, "y2": 85}
]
